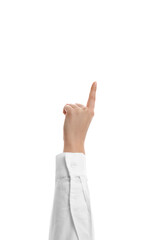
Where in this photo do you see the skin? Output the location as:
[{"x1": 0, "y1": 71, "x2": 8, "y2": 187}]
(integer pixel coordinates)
[{"x1": 63, "y1": 81, "x2": 97, "y2": 154}]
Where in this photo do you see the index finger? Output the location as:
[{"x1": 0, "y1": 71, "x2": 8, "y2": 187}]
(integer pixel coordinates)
[{"x1": 86, "y1": 81, "x2": 97, "y2": 111}]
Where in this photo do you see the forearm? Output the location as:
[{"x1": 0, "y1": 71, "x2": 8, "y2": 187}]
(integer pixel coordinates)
[{"x1": 49, "y1": 152, "x2": 94, "y2": 240}]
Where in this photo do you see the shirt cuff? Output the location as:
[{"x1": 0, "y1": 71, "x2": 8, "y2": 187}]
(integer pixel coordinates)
[{"x1": 55, "y1": 152, "x2": 87, "y2": 179}]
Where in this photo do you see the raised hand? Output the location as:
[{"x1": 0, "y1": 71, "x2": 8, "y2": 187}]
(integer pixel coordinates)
[{"x1": 63, "y1": 82, "x2": 97, "y2": 154}]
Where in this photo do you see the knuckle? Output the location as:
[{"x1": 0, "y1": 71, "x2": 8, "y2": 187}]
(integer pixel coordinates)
[
  {"x1": 64, "y1": 104, "x2": 69, "y2": 109},
  {"x1": 91, "y1": 95, "x2": 95, "y2": 101},
  {"x1": 76, "y1": 109, "x2": 81, "y2": 114}
]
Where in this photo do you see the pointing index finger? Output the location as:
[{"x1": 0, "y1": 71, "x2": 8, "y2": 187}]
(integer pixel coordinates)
[{"x1": 86, "y1": 81, "x2": 97, "y2": 111}]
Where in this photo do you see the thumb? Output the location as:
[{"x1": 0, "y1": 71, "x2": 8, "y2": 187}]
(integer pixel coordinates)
[{"x1": 63, "y1": 104, "x2": 72, "y2": 115}]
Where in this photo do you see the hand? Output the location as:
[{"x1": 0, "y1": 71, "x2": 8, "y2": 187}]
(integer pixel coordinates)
[{"x1": 63, "y1": 82, "x2": 97, "y2": 154}]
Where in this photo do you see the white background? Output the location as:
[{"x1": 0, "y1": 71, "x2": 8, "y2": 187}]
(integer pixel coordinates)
[{"x1": 0, "y1": 0, "x2": 160, "y2": 239}]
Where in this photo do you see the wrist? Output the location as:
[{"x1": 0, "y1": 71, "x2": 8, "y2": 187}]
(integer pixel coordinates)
[{"x1": 63, "y1": 142, "x2": 85, "y2": 154}]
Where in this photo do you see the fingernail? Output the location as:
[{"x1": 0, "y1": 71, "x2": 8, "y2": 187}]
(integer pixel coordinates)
[{"x1": 94, "y1": 82, "x2": 97, "y2": 89}]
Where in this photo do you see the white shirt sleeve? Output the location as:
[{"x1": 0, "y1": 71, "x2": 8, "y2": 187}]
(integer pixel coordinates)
[{"x1": 49, "y1": 152, "x2": 94, "y2": 240}]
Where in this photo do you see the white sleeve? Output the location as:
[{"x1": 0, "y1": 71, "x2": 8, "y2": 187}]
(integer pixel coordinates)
[{"x1": 49, "y1": 152, "x2": 94, "y2": 240}]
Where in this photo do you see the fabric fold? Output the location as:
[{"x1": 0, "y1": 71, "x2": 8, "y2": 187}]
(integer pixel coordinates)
[{"x1": 49, "y1": 152, "x2": 94, "y2": 240}]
